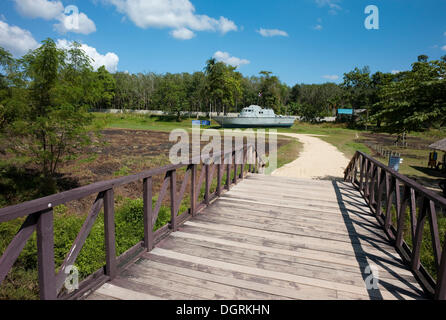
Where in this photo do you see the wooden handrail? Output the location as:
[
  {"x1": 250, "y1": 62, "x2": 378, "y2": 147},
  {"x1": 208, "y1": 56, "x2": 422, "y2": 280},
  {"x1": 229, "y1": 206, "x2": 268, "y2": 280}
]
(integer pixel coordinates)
[
  {"x1": 0, "y1": 143, "x2": 264, "y2": 300},
  {"x1": 344, "y1": 151, "x2": 446, "y2": 300}
]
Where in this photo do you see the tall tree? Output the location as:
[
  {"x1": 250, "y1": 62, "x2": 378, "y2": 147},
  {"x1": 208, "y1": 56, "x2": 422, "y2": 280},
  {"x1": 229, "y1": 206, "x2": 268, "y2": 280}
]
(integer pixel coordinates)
[{"x1": 3, "y1": 39, "x2": 95, "y2": 185}]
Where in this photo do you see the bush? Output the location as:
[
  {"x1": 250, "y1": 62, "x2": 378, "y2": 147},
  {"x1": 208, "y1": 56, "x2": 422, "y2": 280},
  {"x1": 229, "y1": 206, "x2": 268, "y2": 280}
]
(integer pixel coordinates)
[{"x1": 0, "y1": 196, "x2": 176, "y2": 299}]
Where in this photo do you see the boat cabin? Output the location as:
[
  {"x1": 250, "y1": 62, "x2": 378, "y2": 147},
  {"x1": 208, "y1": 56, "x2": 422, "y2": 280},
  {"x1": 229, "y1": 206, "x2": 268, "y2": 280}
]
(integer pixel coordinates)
[{"x1": 239, "y1": 105, "x2": 275, "y2": 118}]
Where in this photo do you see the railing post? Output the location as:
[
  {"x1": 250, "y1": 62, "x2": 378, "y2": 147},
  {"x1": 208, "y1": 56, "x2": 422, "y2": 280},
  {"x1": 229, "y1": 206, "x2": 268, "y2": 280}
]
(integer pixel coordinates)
[
  {"x1": 143, "y1": 177, "x2": 153, "y2": 251},
  {"x1": 233, "y1": 151, "x2": 238, "y2": 185},
  {"x1": 205, "y1": 164, "x2": 210, "y2": 205},
  {"x1": 191, "y1": 164, "x2": 197, "y2": 216},
  {"x1": 36, "y1": 208, "x2": 56, "y2": 300},
  {"x1": 396, "y1": 185, "x2": 409, "y2": 249},
  {"x1": 247, "y1": 146, "x2": 252, "y2": 173},
  {"x1": 359, "y1": 155, "x2": 365, "y2": 193},
  {"x1": 436, "y1": 234, "x2": 446, "y2": 300},
  {"x1": 240, "y1": 147, "x2": 245, "y2": 180},
  {"x1": 104, "y1": 189, "x2": 117, "y2": 280},
  {"x1": 170, "y1": 170, "x2": 177, "y2": 231},
  {"x1": 226, "y1": 158, "x2": 231, "y2": 190},
  {"x1": 217, "y1": 163, "x2": 222, "y2": 197}
]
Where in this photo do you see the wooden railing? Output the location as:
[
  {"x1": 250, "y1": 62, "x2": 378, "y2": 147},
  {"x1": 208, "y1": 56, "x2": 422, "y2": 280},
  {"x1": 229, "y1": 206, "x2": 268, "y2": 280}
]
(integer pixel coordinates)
[
  {"x1": 0, "y1": 144, "x2": 264, "y2": 300},
  {"x1": 344, "y1": 151, "x2": 446, "y2": 300}
]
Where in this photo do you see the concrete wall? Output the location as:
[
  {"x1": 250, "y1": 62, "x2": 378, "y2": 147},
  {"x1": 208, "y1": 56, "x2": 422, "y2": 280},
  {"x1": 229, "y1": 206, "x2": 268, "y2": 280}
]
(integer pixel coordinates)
[
  {"x1": 91, "y1": 109, "x2": 336, "y2": 122},
  {"x1": 91, "y1": 109, "x2": 239, "y2": 118}
]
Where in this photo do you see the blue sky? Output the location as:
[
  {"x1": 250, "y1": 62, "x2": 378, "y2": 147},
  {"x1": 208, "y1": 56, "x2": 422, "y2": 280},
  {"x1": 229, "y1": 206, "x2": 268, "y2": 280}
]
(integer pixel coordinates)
[{"x1": 1, "y1": 0, "x2": 446, "y2": 86}]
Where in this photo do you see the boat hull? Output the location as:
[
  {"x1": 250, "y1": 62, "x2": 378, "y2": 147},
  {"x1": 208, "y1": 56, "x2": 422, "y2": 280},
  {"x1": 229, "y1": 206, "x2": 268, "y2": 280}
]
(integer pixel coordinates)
[{"x1": 213, "y1": 116, "x2": 296, "y2": 128}]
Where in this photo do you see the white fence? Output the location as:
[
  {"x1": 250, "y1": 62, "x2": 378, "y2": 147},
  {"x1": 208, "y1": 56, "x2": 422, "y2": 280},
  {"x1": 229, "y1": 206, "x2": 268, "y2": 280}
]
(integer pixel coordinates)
[{"x1": 91, "y1": 109, "x2": 239, "y2": 118}]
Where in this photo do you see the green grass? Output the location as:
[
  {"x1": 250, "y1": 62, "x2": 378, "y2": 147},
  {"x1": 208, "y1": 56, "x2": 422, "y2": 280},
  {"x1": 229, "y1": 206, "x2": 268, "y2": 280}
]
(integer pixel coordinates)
[
  {"x1": 0, "y1": 196, "x2": 180, "y2": 300},
  {"x1": 92, "y1": 113, "x2": 206, "y2": 132},
  {"x1": 276, "y1": 138, "x2": 303, "y2": 170}
]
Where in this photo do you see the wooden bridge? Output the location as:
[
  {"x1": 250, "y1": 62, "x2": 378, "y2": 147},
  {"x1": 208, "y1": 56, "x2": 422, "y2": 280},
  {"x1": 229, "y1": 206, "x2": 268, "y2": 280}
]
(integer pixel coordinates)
[{"x1": 0, "y1": 145, "x2": 445, "y2": 300}]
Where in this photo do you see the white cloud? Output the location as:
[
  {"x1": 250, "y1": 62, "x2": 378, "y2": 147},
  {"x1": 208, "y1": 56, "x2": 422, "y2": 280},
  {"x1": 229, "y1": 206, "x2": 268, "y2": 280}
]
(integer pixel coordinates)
[
  {"x1": 322, "y1": 75, "x2": 339, "y2": 81},
  {"x1": 0, "y1": 21, "x2": 39, "y2": 56},
  {"x1": 314, "y1": 0, "x2": 342, "y2": 15},
  {"x1": 313, "y1": 24, "x2": 323, "y2": 31},
  {"x1": 444, "y1": 32, "x2": 446, "y2": 36},
  {"x1": 14, "y1": 0, "x2": 96, "y2": 35},
  {"x1": 442, "y1": 45, "x2": 446, "y2": 51},
  {"x1": 257, "y1": 28, "x2": 288, "y2": 37},
  {"x1": 105, "y1": 0, "x2": 237, "y2": 39},
  {"x1": 218, "y1": 17, "x2": 237, "y2": 34},
  {"x1": 213, "y1": 51, "x2": 250, "y2": 68},
  {"x1": 54, "y1": 12, "x2": 97, "y2": 35},
  {"x1": 391, "y1": 70, "x2": 401, "y2": 75},
  {"x1": 170, "y1": 28, "x2": 195, "y2": 40},
  {"x1": 14, "y1": 0, "x2": 64, "y2": 20},
  {"x1": 57, "y1": 39, "x2": 119, "y2": 73}
]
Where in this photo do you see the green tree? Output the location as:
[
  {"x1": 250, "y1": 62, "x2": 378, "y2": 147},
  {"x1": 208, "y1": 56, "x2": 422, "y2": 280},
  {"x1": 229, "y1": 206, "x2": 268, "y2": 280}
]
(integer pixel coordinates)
[
  {"x1": 341, "y1": 66, "x2": 373, "y2": 110},
  {"x1": 3, "y1": 39, "x2": 94, "y2": 186},
  {"x1": 94, "y1": 66, "x2": 116, "y2": 110},
  {"x1": 372, "y1": 57, "x2": 446, "y2": 133}
]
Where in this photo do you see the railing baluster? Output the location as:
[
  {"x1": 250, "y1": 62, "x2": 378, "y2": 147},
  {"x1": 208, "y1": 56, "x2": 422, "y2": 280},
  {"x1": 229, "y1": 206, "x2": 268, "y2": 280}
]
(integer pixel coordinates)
[
  {"x1": 143, "y1": 177, "x2": 153, "y2": 251},
  {"x1": 217, "y1": 163, "x2": 222, "y2": 196},
  {"x1": 396, "y1": 185, "x2": 410, "y2": 249},
  {"x1": 170, "y1": 170, "x2": 177, "y2": 231},
  {"x1": 384, "y1": 176, "x2": 395, "y2": 236},
  {"x1": 409, "y1": 188, "x2": 417, "y2": 241},
  {"x1": 226, "y1": 159, "x2": 231, "y2": 190},
  {"x1": 436, "y1": 233, "x2": 446, "y2": 300},
  {"x1": 240, "y1": 146, "x2": 245, "y2": 180},
  {"x1": 344, "y1": 151, "x2": 446, "y2": 299},
  {"x1": 191, "y1": 164, "x2": 197, "y2": 216},
  {"x1": 359, "y1": 155, "x2": 365, "y2": 193},
  {"x1": 368, "y1": 163, "x2": 376, "y2": 209},
  {"x1": 428, "y1": 201, "x2": 442, "y2": 271},
  {"x1": 233, "y1": 151, "x2": 238, "y2": 185},
  {"x1": 411, "y1": 197, "x2": 428, "y2": 271},
  {"x1": 205, "y1": 164, "x2": 210, "y2": 205},
  {"x1": 104, "y1": 189, "x2": 117, "y2": 280},
  {"x1": 36, "y1": 208, "x2": 56, "y2": 300},
  {"x1": 376, "y1": 169, "x2": 385, "y2": 218}
]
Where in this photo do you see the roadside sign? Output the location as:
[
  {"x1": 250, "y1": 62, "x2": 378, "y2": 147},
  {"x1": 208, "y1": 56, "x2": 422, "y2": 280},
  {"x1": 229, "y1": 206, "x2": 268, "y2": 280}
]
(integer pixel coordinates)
[
  {"x1": 388, "y1": 156, "x2": 401, "y2": 172},
  {"x1": 192, "y1": 120, "x2": 211, "y2": 126},
  {"x1": 337, "y1": 109, "x2": 354, "y2": 115}
]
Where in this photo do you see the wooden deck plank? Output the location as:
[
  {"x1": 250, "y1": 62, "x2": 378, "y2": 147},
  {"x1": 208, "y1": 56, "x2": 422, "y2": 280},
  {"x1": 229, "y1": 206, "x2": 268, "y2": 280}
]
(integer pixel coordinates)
[
  {"x1": 88, "y1": 175, "x2": 426, "y2": 301},
  {"x1": 142, "y1": 254, "x2": 342, "y2": 300},
  {"x1": 204, "y1": 202, "x2": 382, "y2": 230},
  {"x1": 192, "y1": 214, "x2": 391, "y2": 247},
  {"x1": 200, "y1": 207, "x2": 390, "y2": 240},
  {"x1": 94, "y1": 283, "x2": 165, "y2": 300},
  {"x1": 125, "y1": 263, "x2": 291, "y2": 300},
  {"x1": 150, "y1": 248, "x2": 418, "y2": 300},
  {"x1": 174, "y1": 227, "x2": 418, "y2": 281},
  {"x1": 157, "y1": 236, "x2": 424, "y2": 298},
  {"x1": 181, "y1": 221, "x2": 406, "y2": 266}
]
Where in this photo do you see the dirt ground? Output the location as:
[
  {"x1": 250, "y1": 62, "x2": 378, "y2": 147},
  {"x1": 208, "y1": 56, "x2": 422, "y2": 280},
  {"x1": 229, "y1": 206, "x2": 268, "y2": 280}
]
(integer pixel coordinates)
[{"x1": 0, "y1": 129, "x2": 291, "y2": 214}]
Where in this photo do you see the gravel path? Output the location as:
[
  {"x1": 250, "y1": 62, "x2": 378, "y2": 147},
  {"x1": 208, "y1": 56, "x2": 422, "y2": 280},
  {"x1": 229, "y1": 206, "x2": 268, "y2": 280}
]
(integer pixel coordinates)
[{"x1": 271, "y1": 133, "x2": 350, "y2": 180}]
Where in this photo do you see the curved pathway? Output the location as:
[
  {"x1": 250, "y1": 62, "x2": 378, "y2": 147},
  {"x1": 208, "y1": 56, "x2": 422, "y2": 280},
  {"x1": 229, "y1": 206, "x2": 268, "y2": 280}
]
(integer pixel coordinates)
[{"x1": 272, "y1": 133, "x2": 350, "y2": 180}]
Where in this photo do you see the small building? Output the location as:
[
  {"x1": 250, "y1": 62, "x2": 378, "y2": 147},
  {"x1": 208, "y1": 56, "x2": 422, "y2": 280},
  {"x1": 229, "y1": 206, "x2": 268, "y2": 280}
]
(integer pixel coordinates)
[{"x1": 428, "y1": 138, "x2": 446, "y2": 171}]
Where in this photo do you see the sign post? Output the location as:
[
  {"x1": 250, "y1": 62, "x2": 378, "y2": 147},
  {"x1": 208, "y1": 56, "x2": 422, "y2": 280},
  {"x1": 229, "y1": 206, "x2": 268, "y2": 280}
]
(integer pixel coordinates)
[{"x1": 388, "y1": 156, "x2": 403, "y2": 172}]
